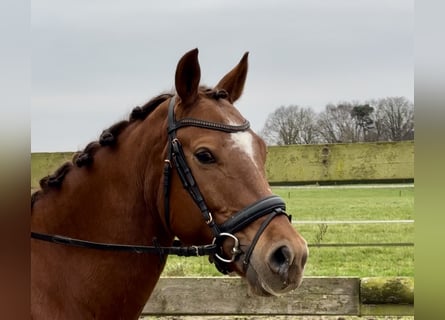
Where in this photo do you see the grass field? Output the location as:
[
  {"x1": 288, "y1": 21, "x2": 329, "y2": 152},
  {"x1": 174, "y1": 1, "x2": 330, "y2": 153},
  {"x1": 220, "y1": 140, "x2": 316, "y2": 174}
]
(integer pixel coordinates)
[
  {"x1": 163, "y1": 186, "x2": 414, "y2": 277},
  {"x1": 31, "y1": 153, "x2": 414, "y2": 277}
]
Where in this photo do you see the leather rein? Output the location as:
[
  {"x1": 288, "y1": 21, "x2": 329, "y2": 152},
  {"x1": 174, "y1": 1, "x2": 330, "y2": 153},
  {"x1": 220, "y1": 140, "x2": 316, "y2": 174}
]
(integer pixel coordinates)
[{"x1": 31, "y1": 96, "x2": 291, "y2": 274}]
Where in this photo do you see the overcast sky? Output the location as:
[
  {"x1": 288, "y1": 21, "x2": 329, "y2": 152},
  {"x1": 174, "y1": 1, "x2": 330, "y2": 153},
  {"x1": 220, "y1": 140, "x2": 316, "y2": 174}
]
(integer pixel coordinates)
[{"x1": 31, "y1": 0, "x2": 413, "y2": 152}]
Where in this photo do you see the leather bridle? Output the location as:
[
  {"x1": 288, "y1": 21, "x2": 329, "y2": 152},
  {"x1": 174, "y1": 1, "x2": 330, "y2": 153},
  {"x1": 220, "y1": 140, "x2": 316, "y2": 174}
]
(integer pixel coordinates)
[
  {"x1": 31, "y1": 95, "x2": 291, "y2": 274},
  {"x1": 162, "y1": 96, "x2": 291, "y2": 273}
]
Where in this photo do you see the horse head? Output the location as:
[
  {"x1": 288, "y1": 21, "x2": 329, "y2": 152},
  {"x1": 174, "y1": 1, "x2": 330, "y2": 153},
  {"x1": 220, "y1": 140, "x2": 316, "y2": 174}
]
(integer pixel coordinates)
[{"x1": 164, "y1": 49, "x2": 308, "y2": 295}]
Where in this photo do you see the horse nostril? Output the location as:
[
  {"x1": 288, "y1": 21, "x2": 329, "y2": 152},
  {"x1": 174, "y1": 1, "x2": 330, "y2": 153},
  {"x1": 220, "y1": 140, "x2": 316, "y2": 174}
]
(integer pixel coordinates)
[
  {"x1": 268, "y1": 246, "x2": 293, "y2": 281},
  {"x1": 274, "y1": 246, "x2": 292, "y2": 265}
]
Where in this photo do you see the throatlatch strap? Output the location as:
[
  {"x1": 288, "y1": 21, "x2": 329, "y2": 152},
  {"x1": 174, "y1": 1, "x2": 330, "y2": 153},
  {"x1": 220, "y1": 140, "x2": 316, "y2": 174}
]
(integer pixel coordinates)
[
  {"x1": 163, "y1": 148, "x2": 172, "y2": 230},
  {"x1": 163, "y1": 96, "x2": 176, "y2": 230}
]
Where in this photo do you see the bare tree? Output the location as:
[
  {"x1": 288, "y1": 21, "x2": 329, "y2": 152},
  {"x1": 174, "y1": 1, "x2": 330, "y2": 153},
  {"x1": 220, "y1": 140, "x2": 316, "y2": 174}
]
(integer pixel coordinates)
[
  {"x1": 317, "y1": 102, "x2": 363, "y2": 143},
  {"x1": 371, "y1": 97, "x2": 414, "y2": 141},
  {"x1": 262, "y1": 96, "x2": 413, "y2": 145},
  {"x1": 261, "y1": 105, "x2": 319, "y2": 145}
]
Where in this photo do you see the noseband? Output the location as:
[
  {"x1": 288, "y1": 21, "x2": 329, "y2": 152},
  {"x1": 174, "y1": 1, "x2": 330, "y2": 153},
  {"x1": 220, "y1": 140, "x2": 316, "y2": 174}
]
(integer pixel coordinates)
[
  {"x1": 30, "y1": 96, "x2": 291, "y2": 275},
  {"x1": 164, "y1": 96, "x2": 291, "y2": 274}
]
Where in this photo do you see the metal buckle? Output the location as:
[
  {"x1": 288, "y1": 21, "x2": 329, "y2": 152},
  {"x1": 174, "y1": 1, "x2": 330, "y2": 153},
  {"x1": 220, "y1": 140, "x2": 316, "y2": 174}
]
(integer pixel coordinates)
[
  {"x1": 205, "y1": 212, "x2": 213, "y2": 225},
  {"x1": 212, "y1": 233, "x2": 241, "y2": 263}
]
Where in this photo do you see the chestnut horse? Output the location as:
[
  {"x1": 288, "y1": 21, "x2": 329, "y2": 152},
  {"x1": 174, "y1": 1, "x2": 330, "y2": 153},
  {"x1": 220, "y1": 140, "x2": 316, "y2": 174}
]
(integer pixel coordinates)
[{"x1": 31, "y1": 49, "x2": 308, "y2": 319}]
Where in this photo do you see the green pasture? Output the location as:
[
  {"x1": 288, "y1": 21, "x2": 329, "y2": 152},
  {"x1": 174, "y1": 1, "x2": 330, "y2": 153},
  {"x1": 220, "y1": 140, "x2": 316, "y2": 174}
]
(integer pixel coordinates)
[{"x1": 31, "y1": 153, "x2": 414, "y2": 277}]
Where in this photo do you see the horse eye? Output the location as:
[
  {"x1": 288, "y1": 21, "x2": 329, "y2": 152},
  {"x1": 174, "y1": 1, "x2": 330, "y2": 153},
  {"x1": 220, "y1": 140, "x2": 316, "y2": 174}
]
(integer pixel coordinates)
[{"x1": 195, "y1": 149, "x2": 216, "y2": 164}]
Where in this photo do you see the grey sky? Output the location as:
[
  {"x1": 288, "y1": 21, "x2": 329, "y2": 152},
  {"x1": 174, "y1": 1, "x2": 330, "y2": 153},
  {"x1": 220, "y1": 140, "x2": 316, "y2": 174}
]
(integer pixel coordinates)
[{"x1": 31, "y1": 0, "x2": 413, "y2": 152}]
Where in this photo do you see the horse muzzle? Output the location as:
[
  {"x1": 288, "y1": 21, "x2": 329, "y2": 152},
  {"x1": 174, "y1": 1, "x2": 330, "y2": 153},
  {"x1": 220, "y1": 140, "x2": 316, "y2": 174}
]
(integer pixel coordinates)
[
  {"x1": 209, "y1": 195, "x2": 290, "y2": 274},
  {"x1": 209, "y1": 195, "x2": 308, "y2": 296},
  {"x1": 245, "y1": 235, "x2": 308, "y2": 296}
]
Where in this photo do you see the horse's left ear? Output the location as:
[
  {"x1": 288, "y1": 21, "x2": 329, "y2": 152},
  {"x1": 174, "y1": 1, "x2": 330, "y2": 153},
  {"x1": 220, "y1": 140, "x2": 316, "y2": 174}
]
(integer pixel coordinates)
[
  {"x1": 175, "y1": 48, "x2": 201, "y2": 106},
  {"x1": 215, "y1": 52, "x2": 249, "y2": 103}
]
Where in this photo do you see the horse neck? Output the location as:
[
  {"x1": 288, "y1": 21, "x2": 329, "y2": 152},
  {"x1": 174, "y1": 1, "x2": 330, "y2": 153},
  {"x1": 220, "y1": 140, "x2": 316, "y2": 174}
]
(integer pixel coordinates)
[
  {"x1": 32, "y1": 117, "x2": 170, "y2": 242},
  {"x1": 31, "y1": 110, "x2": 172, "y2": 318}
]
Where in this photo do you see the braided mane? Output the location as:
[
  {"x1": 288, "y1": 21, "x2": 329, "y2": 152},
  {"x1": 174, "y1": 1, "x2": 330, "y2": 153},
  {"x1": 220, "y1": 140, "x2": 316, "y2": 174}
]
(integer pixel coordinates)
[
  {"x1": 31, "y1": 93, "x2": 173, "y2": 207},
  {"x1": 31, "y1": 88, "x2": 228, "y2": 208}
]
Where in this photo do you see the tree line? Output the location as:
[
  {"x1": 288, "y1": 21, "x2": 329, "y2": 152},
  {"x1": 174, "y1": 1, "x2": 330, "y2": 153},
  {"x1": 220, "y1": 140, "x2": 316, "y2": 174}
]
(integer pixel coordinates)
[{"x1": 260, "y1": 96, "x2": 414, "y2": 145}]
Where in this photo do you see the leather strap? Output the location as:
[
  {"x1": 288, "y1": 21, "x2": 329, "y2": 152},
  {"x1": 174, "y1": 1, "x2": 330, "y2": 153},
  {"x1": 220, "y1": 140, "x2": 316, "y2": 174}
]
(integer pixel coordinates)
[
  {"x1": 242, "y1": 209, "x2": 284, "y2": 271},
  {"x1": 31, "y1": 232, "x2": 217, "y2": 257},
  {"x1": 218, "y1": 195, "x2": 288, "y2": 235}
]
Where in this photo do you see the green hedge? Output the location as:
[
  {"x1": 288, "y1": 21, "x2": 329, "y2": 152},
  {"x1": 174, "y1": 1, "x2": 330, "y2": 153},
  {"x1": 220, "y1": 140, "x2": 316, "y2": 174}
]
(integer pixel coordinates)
[{"x1": 266, "y1": 141, "x2": 414, "y2": 184}]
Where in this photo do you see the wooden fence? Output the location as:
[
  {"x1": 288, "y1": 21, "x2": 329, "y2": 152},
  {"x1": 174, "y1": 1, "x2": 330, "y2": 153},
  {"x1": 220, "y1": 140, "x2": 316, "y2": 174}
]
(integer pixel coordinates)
[{"x1": 141, "y1": 277, "x2": 413, "y2": 318}]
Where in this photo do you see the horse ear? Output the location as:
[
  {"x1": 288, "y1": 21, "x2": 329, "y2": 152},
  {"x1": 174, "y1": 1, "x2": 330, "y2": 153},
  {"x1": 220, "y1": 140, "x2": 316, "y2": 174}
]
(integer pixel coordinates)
[
  {"x1": 215, "y1": 52, "x2": 249, "y2": 103},
  {"x1": 175, "y1": 48, "x2": 201, "y2": 106}
]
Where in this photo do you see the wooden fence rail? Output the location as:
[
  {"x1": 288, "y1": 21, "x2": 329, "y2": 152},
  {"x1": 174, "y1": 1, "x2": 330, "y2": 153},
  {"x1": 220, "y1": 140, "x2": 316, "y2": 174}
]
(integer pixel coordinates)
[
  {"x1": 296, "y1": 219, "x2": 414, "y2": 248},
  {"x1": 141, "y1": 277, "x2": 413, "y2": 318}
]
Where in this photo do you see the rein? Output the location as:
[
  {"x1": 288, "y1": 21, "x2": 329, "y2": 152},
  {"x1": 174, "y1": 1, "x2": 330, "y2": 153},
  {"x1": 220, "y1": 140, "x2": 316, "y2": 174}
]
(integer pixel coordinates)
[
  {"x1": 31, "y1": 96, "x2": 290, "y2": 274},
  {"x1": 30, "y1": 232, "x2": 216, "y2": 257}
]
